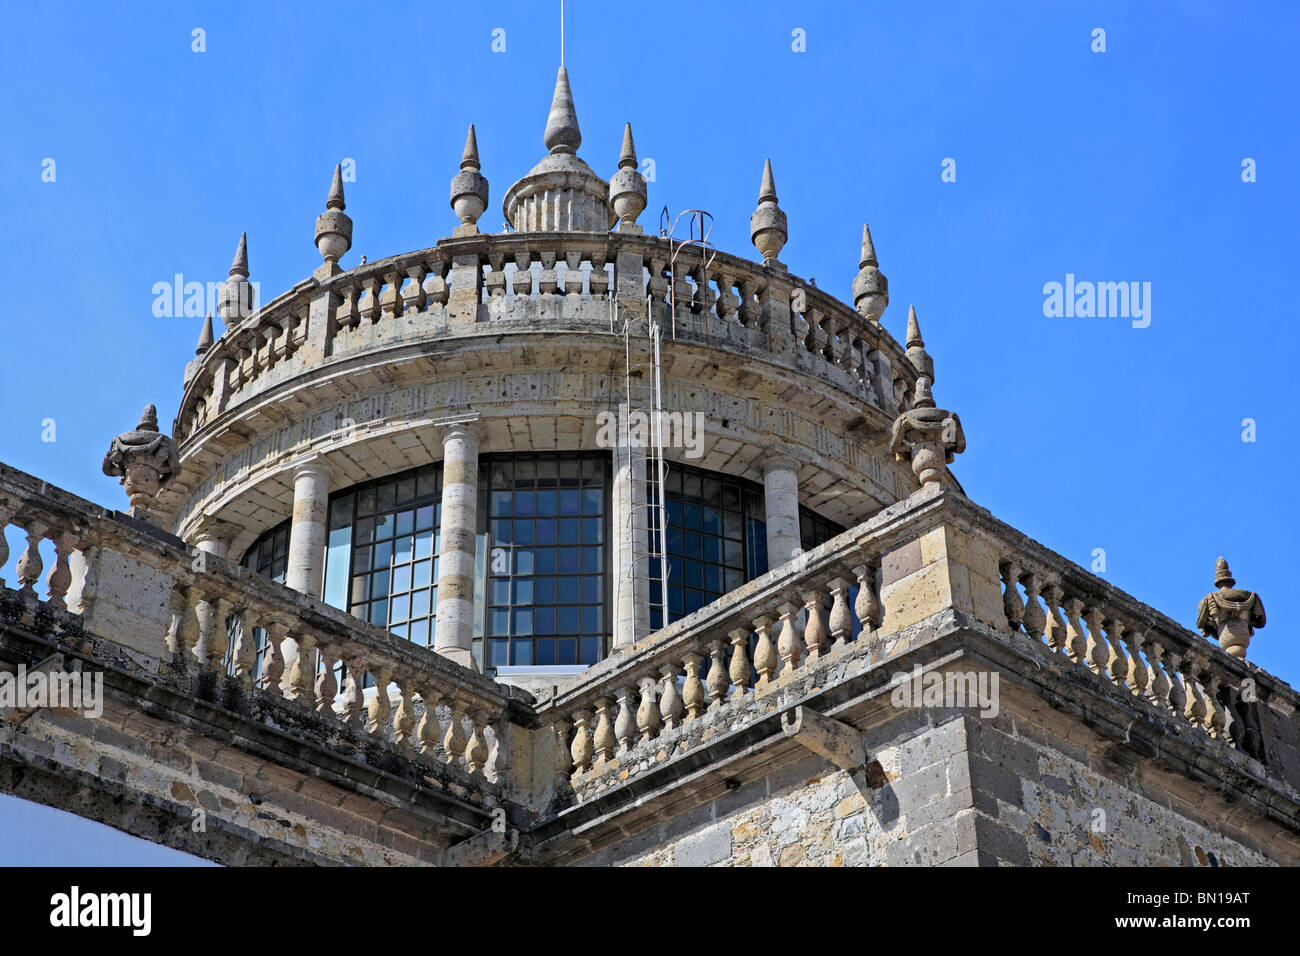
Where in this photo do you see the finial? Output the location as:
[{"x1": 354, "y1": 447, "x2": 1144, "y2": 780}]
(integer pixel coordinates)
[
  {"x1": 853, "y1": 223, "x2": 889, "y2": 322},
  {"x1": 315, "y1": 165, "x2": 354, "y2": 269},
  {"x1": 229, "y1": 232, "x2": 249, "y2": 277},
  {"x1": 218, "y1": 233, "x2": 254, "y2": 327},
  {"x1": 609, "y1": 122, "x2": 647, "y2": 229},
  {"x1": 450, "y1": 124, "x2": 490, "y2": 232},
  {"x1": 544, "y1": 66, "x2": 582, "y2": 155},
  {"x1": 906, "y1": 304, "x2": 923, "y2": 349},
  {"x1": 904, "y1": 305, "x2": 934, "y2": 383},
  {"x1": 1198, "y1": 557, "x2": 1266, "y2": 659},
  {"x1": 750, "y1": 158, "x2": 788, "y2": 266},
  {"x1": 196, "y1": 313, "x2": 214, "y2": 355},
  {"x1": 102, "y1": 404, "x2": 180, "y2": 522}
]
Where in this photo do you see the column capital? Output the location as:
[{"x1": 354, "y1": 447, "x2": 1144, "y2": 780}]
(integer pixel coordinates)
[
  {"x1": 762, "y1": 450, "x2": 801, "y2": 477},
  {"x1": 436, "y1": 414, "x2": 487, "y2": 448},
  {"x1": 191, "y1": 515, "x2": 240, "y2": 556},
  {"x1": 291, "y1": 453, "x2": 333, "y2": 484}
]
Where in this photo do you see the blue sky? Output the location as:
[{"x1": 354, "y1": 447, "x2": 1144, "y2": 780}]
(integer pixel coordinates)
[{"x1": 0, "y1": 0, "x2": 1296, "y2": 863}]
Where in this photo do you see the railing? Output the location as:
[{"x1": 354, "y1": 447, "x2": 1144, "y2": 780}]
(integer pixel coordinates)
[
  {"x1": 175, "y1": 232, "x2": 916, "y2": 443},
  {"x1": 0, "y1": 462, "x2": 524, "y2": 786}
]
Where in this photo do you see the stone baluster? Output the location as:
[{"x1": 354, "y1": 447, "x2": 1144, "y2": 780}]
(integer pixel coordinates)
[
  {"x1": 752, "y1": 615, "x2": 778, "y2": 688},
  {"x1": 682, "y1": 652, "x2": 706, "y2": 721},
  {"x1": 164, "y1": 587, "x2": 186, "y2": 655},
  {"x1": 424, "y1": 260, "x2": 450, "y2": 307},
  {"x1": 647, "y1": 256, "x2": 669, "y2": 320},
  {"x1": 486, "y1": 716, "x2": 509, "y2": 784},
  {"x1": 193, "y1": 593, "x2": 218, "y2": 667},
  {"x1": 705, "y1": 639, "x2": 729, "y2": 709},
  {"x1": 231, "y1": 607, "x2": 256, "y2": 687},
  {"x1": 1145, "y1": 639, "x2": 1172, "y2": 710},
  {"x1": 552, "y1": 718, "x2": 572, "y2": 782},
  {"x1": 465, "y1": 711, "x2": 489, "y2": 775},
  {"x1": 336, "y1": 284, "x2": 361, "y2": 330},
  {"x1": 314, "y1": 643, "x2": 339, "y2": 716},
  {"x1": 852, "y1": 563, "x2": 883, "y2": 633},
  {"x1": 801, "y1": 589, "x2": 830, "y2": 662},
  {"x1": 259, "y1": 622, "x2": 288, "y2": 695},
  {"x1": 776, "y1": 602, "x2": 803, "y2": 674},
  {"x1": 538, "y1": 250, "x2": 559, "y2": 298},
  {"x1": 563, "y1": 250, "x2": 583, "y2": 301},
  {"x1": 716, "y1": 272, "x2": 739, "y2": 323},
  {"x1": 659, "y1": 663, "x2": 684, "y2": 731},
  {"x1": 827, "y1": 578, "x2": 852, "y2": 650},
  {"x1": 512, "y1": 251, "x2": 533, "y2": 298},
  {"x1": 592, "y1": 697, "x2": 617, "y2": 763},
  {"x1": 393, "y1": 676, "x2": 417, "y2": 748},
  {"x1": 570, "y1": 709, "x2": 593, "y2": 774},
  {"x1": 45, "y1": 531, "x2": 75, "y2": 610},
  {"x1": 1164, "y1": 648, "x2": 1187, "y2": 719},
  {"x1": 442, "y1": 697, "x2": 467, "y2": 767},
  {"x1": 1042, "y1": 584, "x2": 1067, "y2": 654},
  {"x1": 1062, "y1": 597, "x2": 1087, "y2": 663},
  {"x1": 1202, "y1": 669, "x2": 1228, "y2": 741},
  {"x1": 1123, "y1": 627, "x2": 1149, "y2": 699},
  {"x1": 15, "y1": 526, "x2": 45, "y2": 602},
  {"x1": 416, "y1": 685, "x2": 441, "y2": 754},
  {"x1": 590, "y1": 252, "x2": 609, "y2": 299},
  {"x1": 1181, "y1": 654, "x2": 1208, "y2": 730},
  {"x1": 1000, "y1": 561, "x2": 1024, "y2": 632},
  {"x1": 359, "y1": 275, "x2": 381, "y2": 322},
  {"x1": 1020, "y1": 572, "x2": 1046, "y2": 645},
  {"x1": 367, "y1": 665, "x2": 393, "y2": 737},
  {"x1": 402, "y1": 264, "x2": 428, "y2": 314},
  {"x1": 1103, "y1": 617, "x2": 1128, "y2": 686},
  {"x1": 0, "y1": 505, "x2": 11, "y2": 589},
  {"x1": 728, "y1": 628, "x2": 753, "y2": 697},
  {"x1": 485, "y1": 252, "x2": 508, "y2": 301},
  {"x1": 342, "y1": 655, "x2": 367, "y2": 728},
  {"x1": 1083, "y1": 605, "x2": 1109, "y2": 675},
  {"x1": 286, "y1": 631, "x2": 317, "y2": 707},
  {"x1": 636, "y1": 676, "x2": 660, "y2": 742},
  {"x1": 738, "y1": 278, "x2": 760, "y2": 327},
  {"x1": 379, "y1": 270, "x2": 402, "y2": 318},
  {"x1": 614, "y1": 685, "x2": 637, "y2": 753}
]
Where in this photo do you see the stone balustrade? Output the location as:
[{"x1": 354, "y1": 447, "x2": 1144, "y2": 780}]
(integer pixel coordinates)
[
  {"x1": 175, "y1": 231, "x2": 915, "y2": 444},
  {"x1": 0, "y1": 462, "x2": 526, "y2": 788}
]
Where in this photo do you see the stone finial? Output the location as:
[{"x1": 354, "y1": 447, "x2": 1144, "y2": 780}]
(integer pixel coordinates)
[
  {"x1": 904, "y1": 304, "x2": 935, "y2": 383},
  {"x1": 852, "y1": 223, "x2": 889, "y2": 323},
  {"x1": 750, "y1": 159, "x2": 788, "y2": 266},
  {"x1": 608, "y1": 123, "x2": 647, "y2": 229},
  {"x1": 315, "y1": 164, "x2": 353, "y2": 267},
  {"x1": 1197, "y1": 558, "x2": 1266, "y2": 659},
  {"x1": 450, "y1": 124, "x2": 490, "y2": 231},
  {"x1": 889, "y1": 308, "x2": 964, "y2": 486},
  {"x1": 195, "y1": 313, "x2": 214, "y2": 355},
  {"x1": 217, "y1": 232, "x2": 254, "y2": 329},
  {"x1": 102, "y1": 404, "x2": 181, "y2": 521},
  {"x1": 544, "y1": 66, "x2": 582, "y2": 155}
]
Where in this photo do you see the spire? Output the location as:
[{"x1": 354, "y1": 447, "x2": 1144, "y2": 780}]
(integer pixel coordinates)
[
  {"x1": 544, "y1": 66, "x2": 582, "y2": 155},
  {"x1": 229, "y1": 232, "x2": 249, "y2": 277},
  {"x1": 750, "y1": 158, "x2": 787, "y2": 266},
  {"x1": 853, "y1": 223, "x2": 889, "y2": 322},
  {"x1": 327, "y1": 163, "x2": 346, "y2": 210},
  {"x1": 758, "y1": 158, "x2": 778, "y2": 203},
  {"x1": 618, "y1": 123, "x2": 637, "y2": 169},
  {"x1": 195, "y1": 313, "x2": 214, "y2": 355},
  {"x1": 461, "y1": 124, "x2": 482, "y2": 170},
  {"x1": 904, "y1": 305, "x2": 935, "y2": 385},
  {"x1": 859, "y1": 223, "x2": 878, "y2": 267},
  {"x1": 906, "y1": 304, "x2": 923, "y2": 349}
]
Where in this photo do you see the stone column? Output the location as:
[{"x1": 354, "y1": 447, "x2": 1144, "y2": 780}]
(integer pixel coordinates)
[
  {"x1": 611, "y1": 418, "x2": 650, "y2": 648},
  {"x1": 193, "y1": 518, "x2": 238, "y2": 560},
  {"x1": 282, "y1": 455, "x2": 332, "y2": 687},
  {"x1": 762, "y1": 453, "x2": 801, "y2": 570},
  {"x1": 434, "y1": 417, "x2": 483, "y2": 669}
]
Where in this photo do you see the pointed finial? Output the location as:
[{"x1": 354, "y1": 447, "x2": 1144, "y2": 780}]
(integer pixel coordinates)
[
  {"x1": 618, "y1": 123, "x2": 637, "y2": 169},
  {"x1": 196, "y1": 313, "x2": 214, "y2": 355},
  {"x1": 750, "y1": 159, "x2": 787, "y2": 266},
  {"x1": 544, "y1": 66, "x2": 582, "y2": 155},
  {"x1": 609, "y1": 123, "x2": 647, "y2": 229},
  {"x1": 461, "y1": 124, "x2": 482, "y2": 170},
  {"x1": 229, "y1": 232, "x2": 249, "y2": 277},
  {"x1": 327, "y1": 163, "x2": 346, "y2": 210},
  {"x1": 450, "y1": 124, "x2": 490, "y2": 231},
  {"x1": 853, "y1": 223, "x2": 889, "y2": 322},
  {"x1": 138, "y1": 404, "x2": 159, "y2": 431},
  {"x1": 906, "y1": 304, "x2": 923, "y2": 349},
  {"x1": 1214, "y1": 557, "x2": 1235, "y2": 588},
  {"x1": 904, "y1": 304, "x2": 935, "y2": 385}
]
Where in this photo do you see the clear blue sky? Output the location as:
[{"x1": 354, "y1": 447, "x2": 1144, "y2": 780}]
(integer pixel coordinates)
[{"x1": 0, "y1": 1, "x2": 1295, "y2": 864}]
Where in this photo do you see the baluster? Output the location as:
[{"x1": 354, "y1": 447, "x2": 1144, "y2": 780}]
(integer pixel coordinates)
[
  {"x1": 359, "y1": 276, "x2": 381, "y2": 322},
  {"x1": 827, "y1": 578, "x2": 852, "y2": 650},
  {"x1": 1000, "y1": 561, "x2": 1024, "y2": 632},
  {"x1": 694, "y1": 265, "x2": 717, "y2": 317},
  {"x1": 193, "y1": 594, "x2": 217, "y2": 667},
  {"x1": 165, "y1": 587, "x2": 186, "y2": 655},
  {"x1": 589, "y1": 252, "x2": 609, "y2": 298},
  {"x1": 367, "y1": 665, "x2": 393, "y2": 736},
  {"x1": 465, "y1": 711, "x2": 489, "y2": 775},
  {"x1": 592, "y1": 696, "x2": 616, "y2": 763},
  {"x1": 486, "y1": 716, "x2": 509, "y2": 783},
  {"x1": 45, "y1": 532, "x2": 75, "y2": 610},
  {"x1": 1062, "y1": 597, "x2": 1087, "y2": 663},
  {"x1": 1020, "y1": 572, "x2": 1046, "y2": 645},
  {"x1": 1181, "y1": 654, "x2": 1207, "y2": 729},
  {"x1": 738, "y1": 278, "x2": 759, "y2": 327},
  {"x1": 393, "y1": 676, "x2": 417, "y2": 748},
  {"x1": 752, "y1": 615, "x2": 778, "y2": 688},
  {"x1": 314, "y1": 642, "x2": 339, "y2": 716},
  {"x1": 614, "y1": 685, "x2": 637, "y2": 753},
  {"x1": 716, "y1": 273, "x2": 739, "y2": 323},
  {"x1": 342, "y1": 655, "x2": 367, "y2": 727},
  {"x1": 231, "y1": 607, "x2": 256, "y2": 687},
  {"x1": 1124, "y1": 627, "x2": 1149, "y2": 699},
  {"x1": 552, "y1": 718, "x2": 572, "y2": 782},
  {"x1": 1164, "y1": 649, "x2": 1187, "y2": 718},
  {"x1": 512, "y1": 251, "x2": 533, "y2": 298},
  {"x1": 1202, "y1": 670, "x2": 1228, "y2": 740},
  {"x1": 538, "y1": 250, "x2": 558, "y2": 298},
  {"x1": 1145, "y1": 639, "x2": 1172, "y2": 710},
  {"x1": 852, "y1": 563, "x2": 883, "y2": 633},
  {"x1": 416, "y1": 685, "x2": 440, "y2": 754},
  {"x1": 728, "y1": 627, "x2": 753, "y2": 696},
  {"x1": 570, "y1": 709, "x2": 593, "y2": 774},
  {"x1": 287, "y1": 632, "x2": 317, "y2": 706},
  {"x1": 563, "y1": 250, "x2": 583, "y2": 300},
  {"x1": 424, "y1": 261, "x2": 450, "y2": 307},
  {"x1": 16, "y1": 527, "x2": 45, "y2": 602},
  {"x1": 260, "y1": 621, "x2": 288, "y2": 695},
  {"x1": 647, "y1": 257, "x2": 669, "y2": 319},
  {"x1": 485, "y1": 253, "x2": 507, "y2": 300},
  {"x1": 636, "y1": 676, "x2": 661, "y2": 742},
  {"x1": 682, "y1": 652, "x2": 706, "y2": 721},
  {"x1": 659, "y1": 663, "x2": 683, "y2": 731},
  {"x1": 1083, "y1": 606, "x2": 1109, "y2": 675},
  {"x1": 704, "y1": 639, "x2": 729, "y2": 709},
  {"x1": 801, "y1": 589, "x2": 830, "y2": 662},
  {"x1": 0, "y1": 505, "x2": 10, "y2": 588},
  {"x1": 1104, "y1": 617, "x2": 1128, "y2": 686},
  {"x1": 442, "y1": 698, "x2": 467, "y2": 767},
  {"x1": 1043, "y1": 584, "x2": 1067, "y2": 654},
  {"x1": 776, "y1": 602, "x2": 803, "y2": 674}
]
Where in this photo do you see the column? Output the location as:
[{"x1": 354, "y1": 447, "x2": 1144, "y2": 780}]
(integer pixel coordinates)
[
  {"x1": 434, "y1": 417, "x2": 483, "y2": 668},
  {"x1": 193, "y1": 518, "x2": 238, "y2": 560},
  {"x1": 611, "y1": 420, "x2": 650, "y2": 648},
  {"x1": 282, "y1": 455, "x2": 332, "y2": 687},
  {"x1": 763, "y1": 453, "x2": 801, "y2": 570}
]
